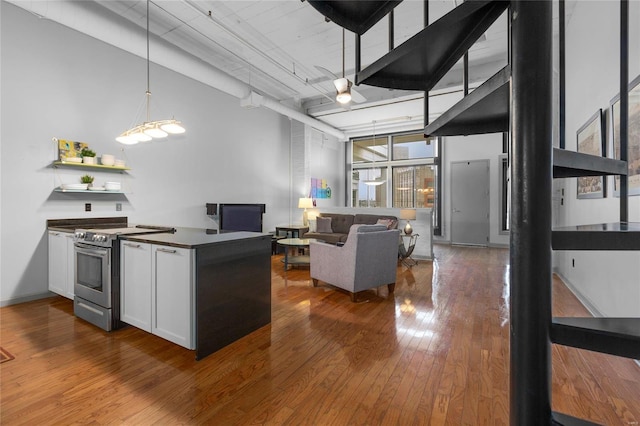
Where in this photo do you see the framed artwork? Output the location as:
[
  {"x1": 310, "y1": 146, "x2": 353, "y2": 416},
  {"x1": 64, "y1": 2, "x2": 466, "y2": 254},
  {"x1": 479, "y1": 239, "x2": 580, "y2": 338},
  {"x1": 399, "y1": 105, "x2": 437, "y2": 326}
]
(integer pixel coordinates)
[
  {"x1": 610, "y1": 74, "x2": 640, "y2": 196},
  {"x1": 311, "y1": 177, "x2": 331, "y2": 199},
  {"x1": 56, "y1": 138, "x2": 88, "y2": 161},
  {"x1": 576, "y1": 109, "x2": 606, "y2": 199}
]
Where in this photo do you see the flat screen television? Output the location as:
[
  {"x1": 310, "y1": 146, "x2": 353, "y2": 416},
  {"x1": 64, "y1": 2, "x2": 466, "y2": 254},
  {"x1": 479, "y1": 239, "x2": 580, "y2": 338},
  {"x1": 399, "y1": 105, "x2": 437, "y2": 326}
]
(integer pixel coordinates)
[{"x1": 219, "y1": 203, "x2": 266, "y2": 233}]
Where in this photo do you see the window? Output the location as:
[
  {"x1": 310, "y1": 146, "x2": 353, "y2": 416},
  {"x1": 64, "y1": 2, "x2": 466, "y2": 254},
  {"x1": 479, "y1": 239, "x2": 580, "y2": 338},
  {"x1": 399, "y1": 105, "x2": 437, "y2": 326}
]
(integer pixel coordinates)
[
  {"x1": 392, "y1": 165, "x2": 436, "y2": 208},
  {"x1": 353, "y1": 168, "x2": 388, "y2": 207},
  {"x1": 349, "y1": 131, "x2": 441, "y2": 234}
]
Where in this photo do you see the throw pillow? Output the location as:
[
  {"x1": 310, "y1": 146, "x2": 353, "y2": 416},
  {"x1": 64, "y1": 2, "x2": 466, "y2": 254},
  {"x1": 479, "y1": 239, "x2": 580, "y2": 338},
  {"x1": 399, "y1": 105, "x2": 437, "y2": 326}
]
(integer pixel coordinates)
[
  {"x1": 376, "y1": 218, "x2": 397, "y2": 230},
  {"x1": 316, "y1": 216, "x2": 333, "y2": 233}
]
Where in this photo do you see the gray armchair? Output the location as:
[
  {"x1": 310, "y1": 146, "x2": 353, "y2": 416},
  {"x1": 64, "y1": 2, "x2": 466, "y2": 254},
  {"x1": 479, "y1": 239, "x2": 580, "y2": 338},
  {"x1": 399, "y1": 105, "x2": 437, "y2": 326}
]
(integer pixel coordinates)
[{"x1": 310, "y1": 224, "x2": 400, "y2": 302}]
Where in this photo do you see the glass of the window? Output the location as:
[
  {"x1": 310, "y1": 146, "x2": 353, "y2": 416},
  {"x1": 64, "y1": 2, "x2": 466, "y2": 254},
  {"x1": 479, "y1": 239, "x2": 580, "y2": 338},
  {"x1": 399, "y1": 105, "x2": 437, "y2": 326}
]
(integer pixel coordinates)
[
  {"x1": 354, "y1": 168, "x2": 387, "y2": 207},
  {"x1": 392, "y1": 133, "x2": 435, "y2": 160}
]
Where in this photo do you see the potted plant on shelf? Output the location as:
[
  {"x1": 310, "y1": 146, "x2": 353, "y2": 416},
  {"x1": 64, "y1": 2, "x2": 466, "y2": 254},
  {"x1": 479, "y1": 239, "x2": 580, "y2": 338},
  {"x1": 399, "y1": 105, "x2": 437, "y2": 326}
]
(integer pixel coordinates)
[
  {"x1": 80, "y1": 174, "x2": 94, "y2": 188},
  {"x1": 81, "y1": 148, "x2": 96, "y2": 165}
]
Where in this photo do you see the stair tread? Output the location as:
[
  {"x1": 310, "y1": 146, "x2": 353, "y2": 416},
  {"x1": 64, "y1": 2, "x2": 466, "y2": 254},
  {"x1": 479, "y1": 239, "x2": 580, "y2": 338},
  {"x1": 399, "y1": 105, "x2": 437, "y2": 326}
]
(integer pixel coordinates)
[
  {"x1": 307, "y1": 1, "x2": 402, "y2": 35},
  {"x1": 356, "y1": 1, "x2": 509, "y2": 91},
  {"x1": 552, "y1": 222, "x2": 640, "y2": 250},
  {"x1": 552, "y1": 411, "x2": 602, "y2": 425},
  {"x1": 553, "y1": 148, "x2": 628, "y2": 178},
  {"x1": 425, "y1": 65, "x2": 510, "y2": 136},
  {"x1": 551, "y1": 317, "x2": 640, "y2": 359}
]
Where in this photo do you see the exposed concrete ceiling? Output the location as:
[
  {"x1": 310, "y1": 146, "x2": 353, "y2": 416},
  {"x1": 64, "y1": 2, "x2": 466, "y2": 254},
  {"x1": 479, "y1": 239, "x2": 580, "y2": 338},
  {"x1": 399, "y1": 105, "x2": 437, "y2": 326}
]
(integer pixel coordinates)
[{"x1": 10, "y1": 1, "x2": 522, "y2": 138}]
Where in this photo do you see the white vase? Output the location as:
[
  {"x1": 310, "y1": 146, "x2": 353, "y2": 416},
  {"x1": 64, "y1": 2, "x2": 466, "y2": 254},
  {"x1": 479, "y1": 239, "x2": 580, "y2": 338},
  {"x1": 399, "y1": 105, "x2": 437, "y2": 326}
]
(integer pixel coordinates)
[{"x1": 83, "y1": 157, "x2": 96, "y2": 165}]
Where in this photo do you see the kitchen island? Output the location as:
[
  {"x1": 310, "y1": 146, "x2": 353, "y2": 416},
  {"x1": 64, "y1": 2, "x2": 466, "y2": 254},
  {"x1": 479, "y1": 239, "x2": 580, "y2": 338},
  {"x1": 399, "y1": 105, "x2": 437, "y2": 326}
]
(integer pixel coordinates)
[{"x1": 120, "y1": 227, "x2": 271, "y2": 360}]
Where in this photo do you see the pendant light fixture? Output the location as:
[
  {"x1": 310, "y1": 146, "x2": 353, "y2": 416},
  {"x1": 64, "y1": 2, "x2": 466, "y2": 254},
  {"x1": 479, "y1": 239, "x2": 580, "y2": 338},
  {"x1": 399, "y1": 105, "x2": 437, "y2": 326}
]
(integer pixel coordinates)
[
  {"x1": 333, "y1": 28, "x2": 352, "y2": 104},
  {"x1": 364, "y1": 120, "x2": 385, "y2": 186},
  {"x1": 116, "y1": 0, "x2": 185, "y2": 145}
]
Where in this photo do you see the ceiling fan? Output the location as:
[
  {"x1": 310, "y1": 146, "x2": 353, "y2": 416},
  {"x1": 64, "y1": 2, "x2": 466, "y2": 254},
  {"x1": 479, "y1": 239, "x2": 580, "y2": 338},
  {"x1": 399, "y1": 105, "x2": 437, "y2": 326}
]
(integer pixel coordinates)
[{"x1": 315, "y1": 28, "x2": 367, "y2": 106}]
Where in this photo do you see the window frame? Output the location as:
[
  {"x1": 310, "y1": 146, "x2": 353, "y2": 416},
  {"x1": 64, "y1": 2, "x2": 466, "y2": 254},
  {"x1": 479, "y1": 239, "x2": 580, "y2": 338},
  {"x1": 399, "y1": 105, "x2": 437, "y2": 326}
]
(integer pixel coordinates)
[{"x1": 348, "y1": 130, "x2": 442, "y2": 234}]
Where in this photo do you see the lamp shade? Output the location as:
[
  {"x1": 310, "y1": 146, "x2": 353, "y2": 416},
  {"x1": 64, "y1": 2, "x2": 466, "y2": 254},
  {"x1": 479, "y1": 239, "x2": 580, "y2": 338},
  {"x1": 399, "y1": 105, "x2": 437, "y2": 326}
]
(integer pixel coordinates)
[
  {"x1": 399, "y1": 209, "x2": 416, "y2": 220},
  {"x1": 298, "y1": 197, "x2": 314, "y2": 209},
  {"x1": 334, "y1": 77, "x2": 352, "y2": 104}
]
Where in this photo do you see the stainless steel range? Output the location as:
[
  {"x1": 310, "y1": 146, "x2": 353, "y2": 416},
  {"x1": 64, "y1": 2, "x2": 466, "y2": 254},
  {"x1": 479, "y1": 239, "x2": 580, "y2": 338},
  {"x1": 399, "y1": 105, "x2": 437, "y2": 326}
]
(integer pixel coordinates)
[{"x1": 73, "y1": 225, "x2": 174, "y2": 331}]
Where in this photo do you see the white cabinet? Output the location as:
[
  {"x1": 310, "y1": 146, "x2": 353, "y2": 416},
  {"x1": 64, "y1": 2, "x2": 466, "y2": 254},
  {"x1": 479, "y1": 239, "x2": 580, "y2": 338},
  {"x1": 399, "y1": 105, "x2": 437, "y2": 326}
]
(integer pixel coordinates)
[
  {"x1": 152, "y1": 246, "x2": 194, "y2": 349},
  {"x1": 48, "y1": 231, "x2": 75, "y2": 299},
  {"x1": 120, "y1": 242, "x2": 152, "y2": 332},
  {"x1": 120, "y1": 242, "x2": 194, "y2": 349}
]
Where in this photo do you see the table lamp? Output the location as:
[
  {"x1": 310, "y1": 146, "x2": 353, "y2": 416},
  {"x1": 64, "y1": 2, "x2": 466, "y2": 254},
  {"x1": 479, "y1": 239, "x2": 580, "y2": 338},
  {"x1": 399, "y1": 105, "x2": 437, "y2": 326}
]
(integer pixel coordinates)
[
  {"x1": 298, "y1": 197, "x2": 314, "y2": 226},
  {"x1": 399, "y1": 209, "x2": 417, "y2": 235}
]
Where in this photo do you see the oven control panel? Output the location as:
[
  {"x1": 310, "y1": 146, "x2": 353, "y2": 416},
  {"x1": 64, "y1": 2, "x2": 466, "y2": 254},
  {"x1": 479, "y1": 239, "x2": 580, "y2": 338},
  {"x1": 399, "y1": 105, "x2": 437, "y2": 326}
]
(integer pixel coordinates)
[{"x1": 75, "y1": 231, "x2": 109, "y2": 243}]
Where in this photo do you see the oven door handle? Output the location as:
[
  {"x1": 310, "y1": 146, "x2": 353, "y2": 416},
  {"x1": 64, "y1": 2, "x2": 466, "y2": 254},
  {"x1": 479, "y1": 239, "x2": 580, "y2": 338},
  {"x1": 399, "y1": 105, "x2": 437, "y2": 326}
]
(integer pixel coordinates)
[{"x1": 75, "y1": 243, "x2": 110, "y2": 257}]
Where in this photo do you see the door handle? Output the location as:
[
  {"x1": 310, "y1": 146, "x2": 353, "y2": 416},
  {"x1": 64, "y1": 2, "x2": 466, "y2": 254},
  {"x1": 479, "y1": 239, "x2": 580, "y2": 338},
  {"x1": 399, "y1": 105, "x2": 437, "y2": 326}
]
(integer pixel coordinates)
[
  {"x1": 453, "y1": 208, "x2": 461, "y2": 213},
  {"x1": 157, "y1": 248, "x2": 177, "y2": 254},
  {"x1": 123, "y1": 243, "x2": 141, "y2": 248}
]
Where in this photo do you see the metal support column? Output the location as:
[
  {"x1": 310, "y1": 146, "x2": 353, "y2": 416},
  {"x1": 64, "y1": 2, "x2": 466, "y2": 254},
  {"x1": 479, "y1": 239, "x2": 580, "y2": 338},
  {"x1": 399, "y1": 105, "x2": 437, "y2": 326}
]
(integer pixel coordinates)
[
  {"x1": 620, "y1": 0, "x2": 629, "y2": 222},
  {"x1": 559, "y1": 0, "x2": 566, "y2": 149},
  {"x1": 509, "y1": 1, "x2": 553, "y2": 425}
]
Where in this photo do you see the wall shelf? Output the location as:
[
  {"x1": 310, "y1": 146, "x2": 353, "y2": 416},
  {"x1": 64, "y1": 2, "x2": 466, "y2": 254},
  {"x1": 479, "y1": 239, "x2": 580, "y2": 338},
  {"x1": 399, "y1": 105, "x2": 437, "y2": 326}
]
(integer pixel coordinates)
[
  {"x1": 53, "y1": 187, "x2": 125, "y2": 194},
  {"x1": 356, "y1": 1, "x2": 509, "y2": 91},
  {"x1": 52, "y1": 161, "x2": 130, "y2": 172}
]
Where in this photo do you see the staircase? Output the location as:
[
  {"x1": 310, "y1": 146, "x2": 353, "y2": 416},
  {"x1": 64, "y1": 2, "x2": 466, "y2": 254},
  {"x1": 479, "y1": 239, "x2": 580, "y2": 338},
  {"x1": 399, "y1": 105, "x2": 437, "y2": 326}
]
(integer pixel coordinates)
[{"x1": 307, "y1": 1, "x2": 639, "y2": 424}]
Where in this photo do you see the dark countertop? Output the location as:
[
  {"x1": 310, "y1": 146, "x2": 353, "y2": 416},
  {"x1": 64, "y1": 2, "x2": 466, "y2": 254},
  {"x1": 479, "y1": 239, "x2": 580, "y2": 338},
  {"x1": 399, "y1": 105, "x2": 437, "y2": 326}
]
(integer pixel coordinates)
[
  {"x1": 120, "y1": 227, "x2": 269, "y2": 249},
  {"x1": 47, "y1": 217, "x2": 128, "y2": 233}
]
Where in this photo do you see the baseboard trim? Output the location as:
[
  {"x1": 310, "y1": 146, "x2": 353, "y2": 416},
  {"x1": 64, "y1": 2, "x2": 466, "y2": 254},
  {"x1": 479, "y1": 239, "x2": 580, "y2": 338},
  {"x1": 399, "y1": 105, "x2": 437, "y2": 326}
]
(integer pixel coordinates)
[
  {"x1": 552, "y1": 271, "x2": 603, "y2": 317},
  {"x1": 0, "y1": 292, "x2": 57, "y2": 307}
]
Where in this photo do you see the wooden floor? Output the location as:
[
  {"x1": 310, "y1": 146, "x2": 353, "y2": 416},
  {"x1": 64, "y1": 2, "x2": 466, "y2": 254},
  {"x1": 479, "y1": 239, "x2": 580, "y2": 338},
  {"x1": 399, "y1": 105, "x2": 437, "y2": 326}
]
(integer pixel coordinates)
[{"x1": 1, "y1": 245, "x2": 639, "y2": 425}]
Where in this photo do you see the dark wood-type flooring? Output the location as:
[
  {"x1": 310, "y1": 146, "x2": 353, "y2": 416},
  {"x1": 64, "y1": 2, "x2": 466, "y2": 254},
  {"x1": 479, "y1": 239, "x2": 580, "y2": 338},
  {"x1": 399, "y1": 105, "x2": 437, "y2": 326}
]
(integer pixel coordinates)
[{"x1": 1, "y1": 245, "x2": 639, "y2": 424}]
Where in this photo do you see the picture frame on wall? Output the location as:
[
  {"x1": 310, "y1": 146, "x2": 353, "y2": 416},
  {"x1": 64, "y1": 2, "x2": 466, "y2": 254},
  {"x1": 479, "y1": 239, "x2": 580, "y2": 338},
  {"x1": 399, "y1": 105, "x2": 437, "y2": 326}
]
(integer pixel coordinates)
[
  {"x1": 610, "y1": 74, "x2": 640, "y2": 197},
  {"x1": 576, "y1": 109, "x2": 606, "y2": 199}
]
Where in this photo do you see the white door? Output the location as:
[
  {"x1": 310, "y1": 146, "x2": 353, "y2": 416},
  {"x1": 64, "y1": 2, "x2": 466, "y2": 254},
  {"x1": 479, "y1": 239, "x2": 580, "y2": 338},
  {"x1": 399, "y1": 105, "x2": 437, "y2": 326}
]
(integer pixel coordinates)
[{"x1": 451, "y1": 160, "x2": 490, "y2": 246}]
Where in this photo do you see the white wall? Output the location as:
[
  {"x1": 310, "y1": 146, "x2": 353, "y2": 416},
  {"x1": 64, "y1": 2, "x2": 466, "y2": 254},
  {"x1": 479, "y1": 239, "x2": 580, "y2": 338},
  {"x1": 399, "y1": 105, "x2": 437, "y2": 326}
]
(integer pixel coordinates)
[
  {"x1": 308, "y1": 127, "x2": 344, "y2": 208},
  {"x1": 554, "y1": 1, "x2": 640, "y2": 316},
  {"x1": 439, "y1": 133, "x2": 508, "y2": 247},
  {"x1": 289, "y1": 122, "x2": 344, "y2": 224},
  {"x1": 0, "y1": 3, "x2": 298, "y2": 304}
]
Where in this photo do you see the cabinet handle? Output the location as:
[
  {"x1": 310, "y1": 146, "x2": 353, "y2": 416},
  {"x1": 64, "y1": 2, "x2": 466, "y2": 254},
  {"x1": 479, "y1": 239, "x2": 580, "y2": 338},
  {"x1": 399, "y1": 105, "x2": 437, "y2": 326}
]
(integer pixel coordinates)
[
  {"x1": 157, "y1": 248, "x2": 177, "y2": 254},
  {"x1": 50, "y1": 232, "x2": 60, "y2": 236},
  {"x1": 123, "y1": 243, "x2": 141, "y2": 248}
]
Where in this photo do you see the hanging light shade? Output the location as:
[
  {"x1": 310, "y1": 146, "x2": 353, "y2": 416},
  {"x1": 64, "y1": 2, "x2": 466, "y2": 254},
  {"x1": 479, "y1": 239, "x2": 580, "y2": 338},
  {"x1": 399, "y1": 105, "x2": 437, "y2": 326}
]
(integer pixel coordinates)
[
  {"x1": 334, "y1": 28, "x2": 353, "y2": 105},
  {"x1": 116, "y1": 1, "x2": 185, "y2": 145},
  {"x1": 160, "y1": 119, "x2": 186, "y2": 134},
  {"x1": 334, "y1": 77, "x2": 352, "y2": 104},
  {"x1": 116, "y1": 134, "x2": 139, "y2": 145},
  {"x1": 131, "y1": 128, "x2": 152, "y2": 142},
  {"x1": 143, "y1": 123, "x2": 168, "y2": 138}
]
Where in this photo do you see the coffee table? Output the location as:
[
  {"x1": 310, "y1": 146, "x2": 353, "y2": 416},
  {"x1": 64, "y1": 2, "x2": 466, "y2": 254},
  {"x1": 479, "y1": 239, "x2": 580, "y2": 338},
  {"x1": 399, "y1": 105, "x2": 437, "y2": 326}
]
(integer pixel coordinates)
[{"x1": 277, "y1": 238, "x2": 321, "y2": 270}]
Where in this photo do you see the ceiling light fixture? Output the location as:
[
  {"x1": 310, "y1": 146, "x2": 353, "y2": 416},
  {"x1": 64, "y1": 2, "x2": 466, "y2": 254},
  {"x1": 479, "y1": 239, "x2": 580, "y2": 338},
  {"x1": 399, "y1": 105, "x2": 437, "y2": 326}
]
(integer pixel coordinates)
[
  {"x1": 333, "y1": 28, "x2": 352, "y2": 104},
  {"x1": 364, "y1": 120, "x2": 385, "y2": 186},
  {"x1": 116, "y1": 0, "x2": 185, "y2": 145}
]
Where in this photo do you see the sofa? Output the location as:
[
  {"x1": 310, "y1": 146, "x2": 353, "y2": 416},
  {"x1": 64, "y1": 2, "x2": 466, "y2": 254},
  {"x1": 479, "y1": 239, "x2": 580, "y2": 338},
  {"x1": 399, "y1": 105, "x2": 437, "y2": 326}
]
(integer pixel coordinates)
[{"x1": 302, "y1": 212, "x2": 398, "y2": 244}]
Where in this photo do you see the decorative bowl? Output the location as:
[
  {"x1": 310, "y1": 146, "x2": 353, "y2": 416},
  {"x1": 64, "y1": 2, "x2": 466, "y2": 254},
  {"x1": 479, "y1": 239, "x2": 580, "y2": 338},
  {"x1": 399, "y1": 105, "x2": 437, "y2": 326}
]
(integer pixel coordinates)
[
  {"x1": 101, "y1": 154, "x2": 115, "y2": 166},
  {"x1": 105, "y1": 181, "x2": 121, "y2": 191}
]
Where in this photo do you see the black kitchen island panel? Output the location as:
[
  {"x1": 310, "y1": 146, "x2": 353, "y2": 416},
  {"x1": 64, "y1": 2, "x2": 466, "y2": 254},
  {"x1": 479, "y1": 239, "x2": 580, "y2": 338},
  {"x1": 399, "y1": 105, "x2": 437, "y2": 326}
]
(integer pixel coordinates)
[{"x1": 195, "y1": 235, "x2": 271, "y2": 360}]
